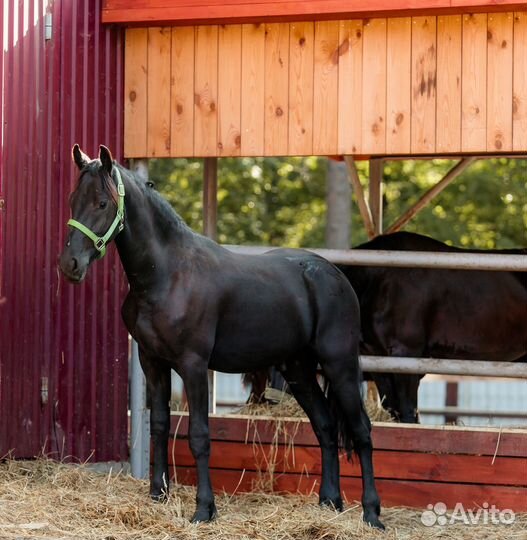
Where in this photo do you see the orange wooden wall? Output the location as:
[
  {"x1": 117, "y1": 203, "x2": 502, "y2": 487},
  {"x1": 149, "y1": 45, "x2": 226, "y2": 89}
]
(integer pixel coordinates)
[{"x1": 124, "y1": 12, "x2": 527, "y2": 158}]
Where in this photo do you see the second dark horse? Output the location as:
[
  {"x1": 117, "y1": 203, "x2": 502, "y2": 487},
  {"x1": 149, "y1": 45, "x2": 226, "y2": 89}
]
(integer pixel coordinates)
[
  {"x1": 342, "y1": 232, "x2": 527, "y2": 423},
  {"x1": 58, "y1": 146, "x2": 384, "y2": 529}
]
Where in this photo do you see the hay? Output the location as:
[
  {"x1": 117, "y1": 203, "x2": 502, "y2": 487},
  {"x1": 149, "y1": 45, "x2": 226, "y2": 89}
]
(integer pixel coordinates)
[
  {"x1": 236, "y1": 387, "x2": 394, "y2": 423},
  {"x1": 1, "y1": 459, "x2": 525, "y2": 540}
]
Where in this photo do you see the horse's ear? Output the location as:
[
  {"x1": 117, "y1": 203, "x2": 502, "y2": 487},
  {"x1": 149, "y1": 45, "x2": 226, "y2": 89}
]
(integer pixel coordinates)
[
  {"x1": 99, "y1": 145, "x2": 114, "y2": 175},
  {"x1": 72, "y1": 144, "x2": 90, "y2": 170}
]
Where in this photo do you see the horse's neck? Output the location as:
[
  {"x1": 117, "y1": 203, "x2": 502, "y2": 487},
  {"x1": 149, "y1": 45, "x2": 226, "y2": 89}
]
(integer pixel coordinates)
[{"x1": 115, "y1": 175, "x2": 192, "y2": 291}]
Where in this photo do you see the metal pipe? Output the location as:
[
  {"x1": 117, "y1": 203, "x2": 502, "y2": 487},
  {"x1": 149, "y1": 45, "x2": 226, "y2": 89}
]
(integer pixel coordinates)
[
  {"x1": 419, "y1": 406, "x2": 527, "y2": 419},
  {"x1": 129, "y1": 158, "x2": 150, "y2": 479},
  {"x1": 223, "y1": 245, "x2": 527, "y2": 271},
  {"x1": 129, "y1": 339, "x2": 150, "y2": 478},
  {"x1": 360, "y1": 355, "x2": 527, "y2": 379},
  {"x1": 203, "y1": 157, "x2": 218, "y2": 414}
]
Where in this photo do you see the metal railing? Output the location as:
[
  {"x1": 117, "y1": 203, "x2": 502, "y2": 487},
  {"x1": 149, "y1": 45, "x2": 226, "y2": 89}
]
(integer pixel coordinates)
[{"x1": 224, "y1": 245, "x2": 527, "y2": 271}]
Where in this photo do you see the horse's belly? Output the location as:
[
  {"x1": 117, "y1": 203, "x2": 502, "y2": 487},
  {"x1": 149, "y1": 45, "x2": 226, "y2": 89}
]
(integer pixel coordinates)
[
  {"x1": 427, "y1": 296, "x2": 527, "y2": 361},
  {"x1": 210, "y1": 310, "x2": 310, "y2": 373}
]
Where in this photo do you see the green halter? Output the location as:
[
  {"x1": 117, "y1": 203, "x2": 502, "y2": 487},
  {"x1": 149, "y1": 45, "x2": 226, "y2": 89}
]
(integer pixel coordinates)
[{"x1": 67, "y1": 166, "x2": 125, "y2": 258}]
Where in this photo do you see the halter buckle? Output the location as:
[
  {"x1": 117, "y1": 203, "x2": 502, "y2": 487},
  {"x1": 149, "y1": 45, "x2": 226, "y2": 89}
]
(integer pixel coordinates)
[{"x1": 95, "y1": 238, "x2": 106, "y2": 251}]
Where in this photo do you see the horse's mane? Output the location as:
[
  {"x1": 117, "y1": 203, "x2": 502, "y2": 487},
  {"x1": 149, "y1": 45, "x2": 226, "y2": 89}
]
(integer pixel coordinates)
[{"x1": 116, "y1": 163, "x2": 192, "y2": 235}]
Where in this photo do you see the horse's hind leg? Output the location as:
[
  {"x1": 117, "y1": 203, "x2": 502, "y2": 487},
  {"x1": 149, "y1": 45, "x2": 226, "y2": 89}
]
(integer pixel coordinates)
[
  {"x1": 317, "y1": 346, "x2": 384, "y2": 529},
  {"x1": 280, "y1": 356, "x2": 342, "y2": 510}
]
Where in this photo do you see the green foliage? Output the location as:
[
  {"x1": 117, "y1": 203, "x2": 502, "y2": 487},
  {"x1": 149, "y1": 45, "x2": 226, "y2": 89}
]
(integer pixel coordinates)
[
  {"x1": 149, "y1": 157, "x2": 526, "y2": 249},
  {"x1": 381, "y1": 159, "x2": 527, "y2": 249}
]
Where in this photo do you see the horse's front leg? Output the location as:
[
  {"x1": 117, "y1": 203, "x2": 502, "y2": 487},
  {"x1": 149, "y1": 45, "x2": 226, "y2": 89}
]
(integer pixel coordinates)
[
  {"x1": 179, "y1": 354, "x2": 217, "y2": 523},
  {"x1": 139, "y1": 350, "x2": 171, "y2": 500}
]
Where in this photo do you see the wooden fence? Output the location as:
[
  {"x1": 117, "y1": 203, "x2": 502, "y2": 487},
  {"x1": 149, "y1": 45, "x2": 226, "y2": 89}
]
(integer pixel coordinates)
[{"x1": 124, "y1": 12, "x2": 527, "y2": 158}]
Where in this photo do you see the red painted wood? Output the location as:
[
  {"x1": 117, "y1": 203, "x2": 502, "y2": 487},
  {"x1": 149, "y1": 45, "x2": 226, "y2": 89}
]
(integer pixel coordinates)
[
  {"x1": 170, "y1": 414, "x2": 527, "y2": 458},
  {"x1": 102, "y1": 0, "x2": 526, "y2": 26},
  {"x1": 174, "y1": 467, "x2": 527, "y2": 511},
  {"x1": 169, "y1": 439, "x2": 526, "y2": 486},
  {"x1": 168, "y1": 415, "x2": 527, "y2": 510}
]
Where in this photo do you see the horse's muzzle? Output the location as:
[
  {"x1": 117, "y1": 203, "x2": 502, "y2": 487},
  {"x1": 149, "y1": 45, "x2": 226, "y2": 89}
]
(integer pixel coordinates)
[{"x1": 58, "y1": 252, "x2": 88, "y2": 283}]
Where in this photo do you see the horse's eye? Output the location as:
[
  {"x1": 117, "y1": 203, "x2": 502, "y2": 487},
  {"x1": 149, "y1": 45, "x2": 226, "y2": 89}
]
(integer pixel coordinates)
[
  {"x1": 146, "y1": 181, "x2": 155, "y2": 189},
  {"x1": 99, "y1": 200, "x2": 108, "y2": 209}
]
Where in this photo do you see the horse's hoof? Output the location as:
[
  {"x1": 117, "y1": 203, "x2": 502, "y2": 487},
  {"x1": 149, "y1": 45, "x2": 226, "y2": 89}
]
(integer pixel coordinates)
[
  {"x1": 319, "y1": 496, "x2": 343, "y2": 512},
  {"x1": 364, "y1": 514, "x2": 385, "y2": 531},
  {"x1": 150, "y1": 491, "x2": 168, "y2": 503},
  {"x1": 190, "y1": 504, "x2": 217, "y2": 524}
]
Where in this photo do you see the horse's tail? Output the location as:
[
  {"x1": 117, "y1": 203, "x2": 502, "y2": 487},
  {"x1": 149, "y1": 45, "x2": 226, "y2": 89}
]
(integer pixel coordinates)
[
  {"x1": 242, "y1": 370, "x2": 268, "y2": 404},
  {"x1": 324, "y1": 356, "x2": 366, "y2": 461},
  {"x1": 326, "y1": 384, "x2": 353, "y2": 460}
]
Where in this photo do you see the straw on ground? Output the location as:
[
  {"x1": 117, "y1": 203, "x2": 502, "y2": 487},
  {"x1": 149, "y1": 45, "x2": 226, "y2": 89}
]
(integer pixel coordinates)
[{"x1": 0, "y1": 459, "x2": 525, "y2": 540}]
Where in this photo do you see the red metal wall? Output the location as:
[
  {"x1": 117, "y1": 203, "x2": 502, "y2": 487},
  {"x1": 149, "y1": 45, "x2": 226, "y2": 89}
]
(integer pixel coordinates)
[{"x1": 0, "y1": 0, "x2": 129, "y2": 461}]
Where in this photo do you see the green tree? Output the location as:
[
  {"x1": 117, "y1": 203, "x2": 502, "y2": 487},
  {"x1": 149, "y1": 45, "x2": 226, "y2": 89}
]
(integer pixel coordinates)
[
  {"x1": 381, "y1": 159, "x2": 526, "y2": 249},
  {"x1": 149, "y1": 157, "x2": 526, "y2": 249}
]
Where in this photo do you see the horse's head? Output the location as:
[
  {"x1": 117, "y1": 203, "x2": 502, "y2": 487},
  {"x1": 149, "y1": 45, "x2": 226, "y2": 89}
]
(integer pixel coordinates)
[{"x1": 59, "y1": 144, "x2": 125, "y2": 283}]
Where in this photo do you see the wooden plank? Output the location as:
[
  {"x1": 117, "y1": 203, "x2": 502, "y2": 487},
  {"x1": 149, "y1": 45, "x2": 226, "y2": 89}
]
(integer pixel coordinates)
[
  {"x1": 462, "y1": 13, "x2": 487, "y2": 152},
  {"x1": 124, "y1": 28, "x2": 148, "y2": 157},
  {"x1": 487, "y1": 12, "x2": 514, "y2": 151},
  {"x1": 436, "y1": 15, "x2": 462, "y2": 152},
  {"x1": 386, "y1": 18, "x2": 411, "y2": 154},
  {"x1": 170, "y1": 439, "x2": 526, "y2": 486},
  {"x1": 337, "y1": 20, "x2": 363, "y2": 155},
  {"x1": 194, "y1": 25, "x2": 219, "y2": 156},
  {"x1": 103, "y1": 1, "x2": 527, "y2": 26},
  {"x1": 147, "y1": 27, "x2": 171, "y2": 157},
  {"x1": 174, "y1": 467, "x2": 527, "y2": 510},
  {"x1": 386, "y1": 158, "x2": 476, "y2": 232},
  {"x1": 241, "y1": 23, "x2": 265, "y2": 156},
  {"x1": 361, "y1": 18, "x2": 387, "y2": 155},
  {"x1": 218, "y1": 24, "x2": 242, "y2": 156},
  {"x1": 369, "y1": 158, "x2": 384, "y2": 234},
  {"x1": 312, "y1": 21, "x2": 339, "y2": 155},
  {"x1": 171, "y1": 26, "x2": 195, "y2": 157},
  {"x1": 264, "y1": 23, "x2": 289, "y2": 156},
  {"x1": 170, "y1": 414, "x2": 527, "y2": 457},
  {"x1": 288, "y1": 21, "x2": 314, "y2": 155},
  {"x1": 411, "y1": 16, "x2": 437, "y2": 153},
  {"x1": 513, "y1": 12, "x2": 527, "y2": 151},
  {"x1": 344, "y1": 156, "x2": 375, "y2": 238}
]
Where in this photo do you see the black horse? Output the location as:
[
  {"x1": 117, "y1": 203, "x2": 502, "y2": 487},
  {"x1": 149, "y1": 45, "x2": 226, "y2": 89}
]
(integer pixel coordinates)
[
  {"x1": 341, "y1": 232, "x2": 527, "y2": 423},
  {"x1": 58, "y1": 145, "x2": 384, "y2": 529},
  {"x1": 246, "y1": 233, "x2": 527, "y2": 423}
]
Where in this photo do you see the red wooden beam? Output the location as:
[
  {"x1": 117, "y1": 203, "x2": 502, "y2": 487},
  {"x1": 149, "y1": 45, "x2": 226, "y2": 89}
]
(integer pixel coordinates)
[
  {"x1": 169, "y1": 414, "x2": 527, "y2": 458},
  {"x1": 102, "y1": 0, "x2": 527, "y2": 26},
  {"x1": 174, "y1": 467, "x2": 527, "y2": 511},
  {"x1": 169, "y1": 439, "x2": 526, "y2": 486}
]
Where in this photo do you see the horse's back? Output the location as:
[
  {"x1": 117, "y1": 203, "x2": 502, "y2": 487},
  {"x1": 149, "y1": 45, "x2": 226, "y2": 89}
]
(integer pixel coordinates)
[
  {"x1": 339, "y1": 232, "x2": 527, "y2": 361},
  {"x1": 209, "y1": 247, "x2": 359, "y2": 372}
]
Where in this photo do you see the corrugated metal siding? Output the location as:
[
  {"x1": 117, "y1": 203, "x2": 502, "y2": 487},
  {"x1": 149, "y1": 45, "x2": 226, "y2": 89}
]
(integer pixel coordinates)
[{"x1": 0, "y1": 0, "x2": 129, "y2": 461}]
